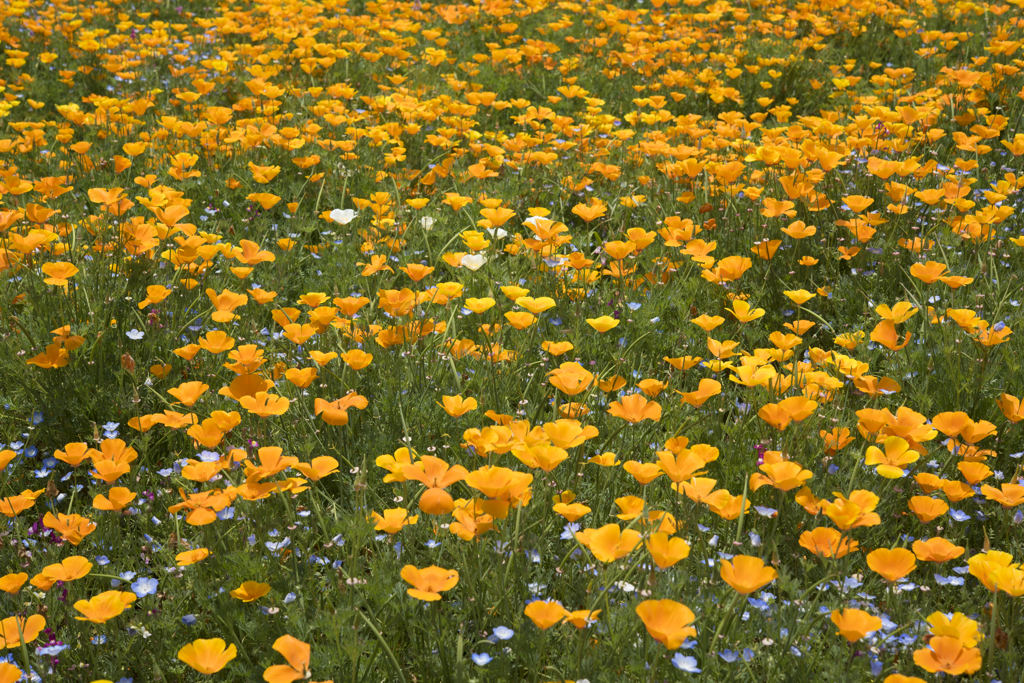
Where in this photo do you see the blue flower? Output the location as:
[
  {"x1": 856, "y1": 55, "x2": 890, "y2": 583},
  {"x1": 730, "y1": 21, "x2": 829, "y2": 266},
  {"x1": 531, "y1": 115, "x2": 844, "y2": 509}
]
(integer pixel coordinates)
[
  {"x1": 266, "y1": 538, "x2": 291, "y2": 552},
  {"x1": 672, "y1": 654, "x2": 701, "y2": 673},
  {"x1": 36, "y1": 644, "x2": 68, "y2": 656},
  {"x1": 470, "y1": 653, "x2": 493, "y2": 666},
  {"x1": 182, "y1": 615, "x2": 197, "y2": 626},
  {"x1": 560, "y1": 522, "x2": 580, "y2": 540},
  {"x1": 934, "y1": 573, "x2": 965, "y2": 586},
  {"x1": 112, "y1": 570, "x2": 136, "y2": 587},
  {"x1": 748, "y1": 597, "x2": 770, "y2": 611},
  {"x1": 719, "y1": 650, "x2": 739, "y2": 663},
  {"x1": 492, "y1": 626, "x2": 514, "y2": 641},
  {"x1": 843, "y1": 576, "x2": 863, "y2": 591},
  {"x1": 131, "y1": 577, "x2": 159, "y2": 598}
]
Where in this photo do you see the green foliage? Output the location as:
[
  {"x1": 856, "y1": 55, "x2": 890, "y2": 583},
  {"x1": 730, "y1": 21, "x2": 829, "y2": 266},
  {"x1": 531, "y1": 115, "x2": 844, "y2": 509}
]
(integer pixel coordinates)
[{"x1": 1, "y1": 0, "x2": 1024, "y2": 680}]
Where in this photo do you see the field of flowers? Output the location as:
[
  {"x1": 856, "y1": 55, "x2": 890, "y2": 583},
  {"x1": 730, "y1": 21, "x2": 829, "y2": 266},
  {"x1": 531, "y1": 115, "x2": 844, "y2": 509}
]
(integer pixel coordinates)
[{"x1": 1, "y1": 0, "x2": 1024, "y2": 680}]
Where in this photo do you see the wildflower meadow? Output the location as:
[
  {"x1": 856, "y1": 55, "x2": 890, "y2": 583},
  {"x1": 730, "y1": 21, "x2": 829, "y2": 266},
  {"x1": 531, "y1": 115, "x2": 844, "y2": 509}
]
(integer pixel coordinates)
[{"x1": 2, "y1": 0, "x2": 1024, "y2": 680}]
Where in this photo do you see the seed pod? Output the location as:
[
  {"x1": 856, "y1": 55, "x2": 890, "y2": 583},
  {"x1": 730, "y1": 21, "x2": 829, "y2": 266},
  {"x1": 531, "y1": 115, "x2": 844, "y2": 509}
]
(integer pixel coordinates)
[{"x1": 121, "y1": 352, "x2": 136, "y2": 373}]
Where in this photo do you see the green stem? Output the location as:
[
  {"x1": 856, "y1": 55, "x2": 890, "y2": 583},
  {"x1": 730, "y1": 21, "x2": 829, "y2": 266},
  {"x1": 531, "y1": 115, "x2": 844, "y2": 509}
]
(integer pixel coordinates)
[
  {"x1": 707, "y1": 591, "x2": 743, "y2": 657},
  {"x1": 988, "y1": 589, "x2": 999, "y2": 676},
  {"x1": 648, "y1": 648, "x2": 661, "y2": 683},
  {"x1": 575, "y1": 625, "x2": 589, "y2": 677},
  {"x1": 734, "y1": 477, "x2": 749, "y2": 546},
  {"x1": 533, "y1": 632, "x2": 548, "y2": 683},
  {"x1": 16, "y1": 618, "x2": 43, "y2": 683},
  {"x1": 356, "y1": 607, "x2": 409, "y2": 683}
]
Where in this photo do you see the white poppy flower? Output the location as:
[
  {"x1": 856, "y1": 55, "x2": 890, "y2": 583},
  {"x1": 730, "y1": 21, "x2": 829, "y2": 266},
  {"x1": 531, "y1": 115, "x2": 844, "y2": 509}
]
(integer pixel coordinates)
[
  {"x1": 330, "y1": 208, "x2": 358, "y2": 225},
  {"x1": 461, "y1": 254, "x2": 487, "y2": 271}
]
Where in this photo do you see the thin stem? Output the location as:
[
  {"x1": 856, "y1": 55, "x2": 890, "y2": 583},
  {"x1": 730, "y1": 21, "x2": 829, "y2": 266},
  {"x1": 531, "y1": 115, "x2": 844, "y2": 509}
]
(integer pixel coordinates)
[{"x1": 987, "y1": 589, "x2": 999, "y2": 677}]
